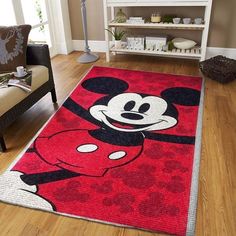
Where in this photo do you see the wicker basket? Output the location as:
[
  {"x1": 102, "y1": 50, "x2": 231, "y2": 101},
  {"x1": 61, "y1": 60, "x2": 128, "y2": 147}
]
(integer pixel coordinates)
[{"x1": 199, "y1": 55, "x2": 236, "y2": 83}]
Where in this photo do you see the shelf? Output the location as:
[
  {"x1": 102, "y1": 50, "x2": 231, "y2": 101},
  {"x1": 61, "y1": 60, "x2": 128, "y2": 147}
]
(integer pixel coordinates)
[
  {"x1": 110, "y1": 46, "x2": 202, "y2": 59},
  {"x1": 107, "y1": 1, "x2": 209, "y2": 7},
  {"x1": 109, "y1": 22, "x2": 205, "y2": 30},
  {"x1": 104, "y1": 0, "x2": 213, "y2": 61}
]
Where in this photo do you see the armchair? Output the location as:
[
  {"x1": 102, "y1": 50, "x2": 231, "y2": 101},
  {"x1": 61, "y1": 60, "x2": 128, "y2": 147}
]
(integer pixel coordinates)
[{"x1": 0, "y1": 44, "x2": 57, "y2": 151}]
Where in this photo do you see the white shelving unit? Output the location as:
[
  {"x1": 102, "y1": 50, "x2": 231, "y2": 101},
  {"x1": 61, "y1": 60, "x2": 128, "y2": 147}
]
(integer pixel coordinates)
[
  {"x1": 109, "y1": 22, "x2": 205, "y2": 30},
  {"x1": 103, "y1": 0, "x2": 213, "y2": 62},
  {"x1": 110, "y1": 45, "x2": 202, "y2": 58}
]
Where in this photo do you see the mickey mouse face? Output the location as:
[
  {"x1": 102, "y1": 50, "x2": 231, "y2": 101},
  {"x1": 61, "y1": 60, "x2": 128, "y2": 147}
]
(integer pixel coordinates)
[
  {"x1": 79, "y1": 76, "x2": 201, "y2": 133},
  {"x1": 90, "y1": 93, "x2": 177, "y2": 132}
]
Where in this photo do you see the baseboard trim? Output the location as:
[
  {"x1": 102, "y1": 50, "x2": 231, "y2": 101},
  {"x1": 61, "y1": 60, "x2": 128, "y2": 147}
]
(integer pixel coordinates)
[
  {"x1": 55, "y1": 42, "x2": 73, "y2": 55},
  {"x1": 72, "y1": 40, "x2": 236, "y2": 60},
  {"x1": 206, "y1": 47, "x2": 236, "y2": 60},
  {"x1": 72, "y1": 40, "x2": 107, "y2": 53}
]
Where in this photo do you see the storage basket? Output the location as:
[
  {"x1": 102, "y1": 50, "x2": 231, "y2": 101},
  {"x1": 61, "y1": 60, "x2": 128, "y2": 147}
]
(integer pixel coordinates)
[{"x1": 199, "y1": 55, "x2": 236, "y2": 83}]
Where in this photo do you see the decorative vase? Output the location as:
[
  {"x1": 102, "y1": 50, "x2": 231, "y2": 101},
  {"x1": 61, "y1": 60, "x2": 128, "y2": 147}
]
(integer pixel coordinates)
[
  {"x1": 115, "y1": 40, "x2": 122, "y2": 49},
  {"x1": 151, "y1": 13, "x2": 161, "y2": 23},
  {"x1": 115, "y1": 9, "x2": 127, "y2": 23}
]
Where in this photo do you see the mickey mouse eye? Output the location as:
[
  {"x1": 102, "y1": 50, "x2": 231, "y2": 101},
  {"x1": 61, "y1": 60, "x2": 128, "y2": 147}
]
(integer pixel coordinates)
[
  {"x1": 124, "y1": 101, "x2": 135, "y2": 111},
  {"x1": 139, "y1": 103, "x2": 150, "y2": 113}
]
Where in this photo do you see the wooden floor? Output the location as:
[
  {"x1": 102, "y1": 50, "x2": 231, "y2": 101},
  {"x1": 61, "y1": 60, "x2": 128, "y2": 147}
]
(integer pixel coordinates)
[{"x1": 0, "y1": 52, "x2": 235, "y2": 236}]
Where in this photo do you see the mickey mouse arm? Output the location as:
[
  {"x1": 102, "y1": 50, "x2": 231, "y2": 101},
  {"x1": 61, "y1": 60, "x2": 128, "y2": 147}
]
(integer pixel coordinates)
[
  {"x1": 144, "y1": 132, "x2": 195, "y2": 145},
  {"x1": 62, "y1": 76, "x2": 129, "y2": 126},
  {"x1": 63, "y1": 97, "x2": 101, "y2": 126}
]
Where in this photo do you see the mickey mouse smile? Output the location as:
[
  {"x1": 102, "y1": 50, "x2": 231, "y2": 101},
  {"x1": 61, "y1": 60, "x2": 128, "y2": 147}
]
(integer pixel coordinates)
[{"x1": 105, "y1": 115, "x2": 151, "y2": 130}]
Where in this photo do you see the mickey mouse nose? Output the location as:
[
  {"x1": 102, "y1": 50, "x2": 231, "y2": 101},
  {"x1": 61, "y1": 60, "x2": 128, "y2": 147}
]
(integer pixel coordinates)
[{"x1": 121, "y1": 112, "x2": 143, "y2": 120}]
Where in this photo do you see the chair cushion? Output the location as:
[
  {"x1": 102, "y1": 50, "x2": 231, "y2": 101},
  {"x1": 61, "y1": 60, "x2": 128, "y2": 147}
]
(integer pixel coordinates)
[
  {"x1": 0, "y1": 65, "x2": 49, "y2": 117},
  {"x1": 0, "y1": 25, "x2": 31, "y2": 73}
]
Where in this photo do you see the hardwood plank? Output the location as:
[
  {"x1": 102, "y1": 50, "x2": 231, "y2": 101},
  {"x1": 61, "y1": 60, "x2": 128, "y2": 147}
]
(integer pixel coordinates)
[{"x1": 0, "y1": 52, "x2": 235, "y2": 236}]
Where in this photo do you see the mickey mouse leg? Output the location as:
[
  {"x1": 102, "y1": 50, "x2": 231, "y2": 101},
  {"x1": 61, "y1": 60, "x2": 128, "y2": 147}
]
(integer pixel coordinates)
[
  {"x1": 21, "y1": 169, "x2": 81, "y2": 185},
  {"x1": 20, "y1": 146, "x2": 82, "y2": 185}
]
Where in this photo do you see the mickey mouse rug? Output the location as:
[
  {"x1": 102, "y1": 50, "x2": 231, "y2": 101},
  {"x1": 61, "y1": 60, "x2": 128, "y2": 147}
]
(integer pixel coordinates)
[{"x1": 0, "y1": 66, "x2": 204, "y2": 236}]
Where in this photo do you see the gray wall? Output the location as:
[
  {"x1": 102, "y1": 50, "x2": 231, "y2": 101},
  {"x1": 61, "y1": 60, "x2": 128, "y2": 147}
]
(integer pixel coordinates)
[{"x1": 68, "y1": 0, "x2": 236, "y2": 48}]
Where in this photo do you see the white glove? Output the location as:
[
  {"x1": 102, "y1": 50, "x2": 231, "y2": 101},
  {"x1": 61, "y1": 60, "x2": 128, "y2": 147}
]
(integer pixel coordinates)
[{"x1": 0, "y1": 171, "x2": 54, "y2": 211}]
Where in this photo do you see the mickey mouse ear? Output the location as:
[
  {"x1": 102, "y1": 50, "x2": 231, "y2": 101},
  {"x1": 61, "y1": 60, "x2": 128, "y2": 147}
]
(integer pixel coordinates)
[
  {"x1": 82, "y1": 77, "x2": 129, "y2": 94},
  {"x1": 161, "y1": 87, "x2": 201, "y2": 106}
]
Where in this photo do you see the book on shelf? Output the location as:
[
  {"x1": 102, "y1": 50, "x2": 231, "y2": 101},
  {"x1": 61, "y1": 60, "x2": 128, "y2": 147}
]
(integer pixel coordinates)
[{"x1": 0, "y1": 71, "x2": 32, "y2": 92}]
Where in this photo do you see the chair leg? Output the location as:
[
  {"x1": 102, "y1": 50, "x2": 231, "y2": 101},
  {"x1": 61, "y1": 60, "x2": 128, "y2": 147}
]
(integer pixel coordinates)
[
  {"x1": 0, "y1": 135, "x2": 6, "y2": 152},
  {"x1": 51, "y1": 88, "x2": 57, "y2": 103}
]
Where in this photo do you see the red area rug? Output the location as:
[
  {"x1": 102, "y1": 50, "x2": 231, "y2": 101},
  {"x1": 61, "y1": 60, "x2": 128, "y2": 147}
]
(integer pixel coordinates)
[{"x1": 0, "y1": 66, "x2": 203, "y2": 236}]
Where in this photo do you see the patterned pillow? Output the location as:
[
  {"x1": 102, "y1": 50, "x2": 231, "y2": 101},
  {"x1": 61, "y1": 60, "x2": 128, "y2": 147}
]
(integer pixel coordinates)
[{"x1": 0, "y1": 25, "x2": 31, "y2": 73}]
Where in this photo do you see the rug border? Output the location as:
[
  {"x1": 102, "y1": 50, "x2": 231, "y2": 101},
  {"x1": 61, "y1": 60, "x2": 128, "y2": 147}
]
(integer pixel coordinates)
[
  {"x1": 0, "y1": 66, "x2": 204, "y2": 236},
  {"x1": 90, "y1": 65, "x2": 204, "y2": 80},
  {"x1": 186, "y1": 78, "x2": 205, "y2": 236}
]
